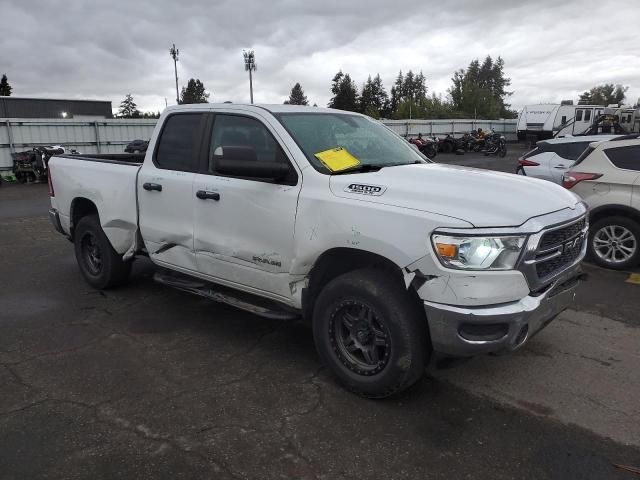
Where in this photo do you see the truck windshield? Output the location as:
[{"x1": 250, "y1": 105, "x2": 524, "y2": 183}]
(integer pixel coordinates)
[{"x1": 276, "y1": 112, "x2": 426, "y2": 173}]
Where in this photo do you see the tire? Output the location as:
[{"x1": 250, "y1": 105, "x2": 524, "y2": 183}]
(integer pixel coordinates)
[
  {"x1": 588, "y1": 216, "x2": 640, "y2": 270},
  {"x1": 424, "y1": 145, "x2": 437, "y2": 158},
  {"x1": 499, "y1": 144, "x2": 507, "y2": 158},
  {"x1": 441, "y1": 141, "x2": 454, "y2": 154},
  {"x1": 312, "y1": 268, "x2": 430, "y2": 398},
  {"x1": 74, "y1": 215, "x2": 132, "y2": 289}
]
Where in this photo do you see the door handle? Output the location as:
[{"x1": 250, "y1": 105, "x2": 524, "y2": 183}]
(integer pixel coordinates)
[
  {"x1": 553, "y1": 165, "x2": 567, "y2": 169},
  {"x1": 196, "y1": 190, "x2": 220, "y2": 201},
  {"x1": 143, "y1": 182, "x2": 162, "y2": 192}
]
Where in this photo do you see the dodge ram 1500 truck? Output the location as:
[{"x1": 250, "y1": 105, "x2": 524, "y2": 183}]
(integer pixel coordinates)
[{"x1": 48, "y1": 104, "x2": 587, "y2": 397}]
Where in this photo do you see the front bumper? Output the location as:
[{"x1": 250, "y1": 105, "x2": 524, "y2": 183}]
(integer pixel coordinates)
[{"x1": 424, "y1": 267, "x2": 583, "y2": 357}]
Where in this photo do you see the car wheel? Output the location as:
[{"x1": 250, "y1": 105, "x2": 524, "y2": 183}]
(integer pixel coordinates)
[
  {"x1": 74, "y1": 214, "x2": 132, "y2": 289},
  {"x1": 312, "y1": 268, "x2": 430, "y2": 398},
  {"x1": 588, "y1": 216, "x2": 640, "y2": 270}
]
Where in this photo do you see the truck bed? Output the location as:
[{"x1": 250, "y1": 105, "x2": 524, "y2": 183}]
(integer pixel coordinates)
[{"x1": 49, "y1": 155, "x2": 142, "y2": 256}]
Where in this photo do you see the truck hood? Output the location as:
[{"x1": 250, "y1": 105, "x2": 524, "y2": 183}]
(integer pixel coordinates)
[{"x1": 329, "y1": 163, "x2": 581, "y2": 228}]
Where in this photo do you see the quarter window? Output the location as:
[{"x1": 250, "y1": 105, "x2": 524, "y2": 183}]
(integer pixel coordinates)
[
  {"x1": 605, "y1": 145, "x2": 640, "y2": 171},
  {"x1": 155, "y1": 113, "x2": 204, "y2": 171}
]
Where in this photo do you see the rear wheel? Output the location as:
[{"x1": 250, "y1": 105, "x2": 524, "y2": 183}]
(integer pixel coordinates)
[
  {"x1": 312, "y1": 268, "x2": 430, "y2": 398},
  {"x1": 499, "y1": 143, "x2": 507, "y2": 157},
  {"x1": 74, "y1": 215, "x2": 131, "y2": 289},
  {"x1": 588, "y1": 216, "x2": 640, "y2": 270},
  {"x1": 441, "y1": 141, "x2": 454, "y2": 154}
]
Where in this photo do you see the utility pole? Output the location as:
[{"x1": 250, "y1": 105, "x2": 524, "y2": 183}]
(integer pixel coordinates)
[
  {"x1": 169, "y1": 43, "x2": 180, "y2": 104},
  {"x1": 243, "y1": 50, "x2": 257, "y2": 104}
]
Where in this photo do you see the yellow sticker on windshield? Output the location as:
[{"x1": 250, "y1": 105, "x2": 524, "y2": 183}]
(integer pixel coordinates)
[{"x1": 314, "y1": 147, "x2": 360, "y2": 172}]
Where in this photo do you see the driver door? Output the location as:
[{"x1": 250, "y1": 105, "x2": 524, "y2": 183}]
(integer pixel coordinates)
[{"x1": 192, "y1": 111, "x2": 302, "y2": 301}]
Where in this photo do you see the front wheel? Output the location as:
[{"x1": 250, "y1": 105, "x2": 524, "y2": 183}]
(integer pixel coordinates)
[
  {"x1": 74, "y1": 215, "x2": 132, "y2": 289},
  {"x1": 499, "y1": 143, "x2": 507, "y2": 157},
  {"x1": 312, "y1": 268, "x2": 430, "y2": 398},
  {"x1": 588, "y1": 216, "x2": 640, "y2": 270},
  {"x1": 424, "y1": 145, "x2": 437, "y2": 158}
]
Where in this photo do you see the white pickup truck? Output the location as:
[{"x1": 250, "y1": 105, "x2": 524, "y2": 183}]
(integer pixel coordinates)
[{"x1": 48, "y1": 104, "x2": 588, "y2": 397}]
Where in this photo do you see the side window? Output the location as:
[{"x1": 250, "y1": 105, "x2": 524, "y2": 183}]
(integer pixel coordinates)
[
  {"x1": 575, "y1": 110, "x2": 583, "y2": 122},
  {"x1": 208, "y1": 114, "x2": 296, "y2": 183},
  {"x1": 564, "y1": 142, "x2": 590, "y2": 161},
  {"x1": 584, "y1": 109, "x2": 592, "y2": 122},
  {"x1": 605, "y1": 145, "x2": 640, "y2": 171},
  {"x1": 561, "y1": 115, "x2": 567, "y2": 125},
  {"x1": 155, "y1": 114, "x2": 204, "y2": 171}
]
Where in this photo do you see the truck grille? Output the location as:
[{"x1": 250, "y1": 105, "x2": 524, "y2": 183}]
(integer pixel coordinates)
[
  {"x1": 535, "y1": 236, "x2": 585, "y2": 280},
  {"x1": 518, "y1": 215, "x2": 588, "y2": 290},
  {"x1": 539, "y1": 218, "x2": 587, "y2": 251}
]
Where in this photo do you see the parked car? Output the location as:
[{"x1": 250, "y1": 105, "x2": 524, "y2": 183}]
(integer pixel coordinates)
[
  {"x1": 517, "y1": 135, "x2": 619, "y2": 183},
  {"x1": 562, "y1": 135, "x2": 640, "y2": 269},
  {"x1": 48, "y1": 104, "x2": 587, "y2": 398},
  {"x1": 124, "y1": 139, "x2": 149, "y2": 153}
]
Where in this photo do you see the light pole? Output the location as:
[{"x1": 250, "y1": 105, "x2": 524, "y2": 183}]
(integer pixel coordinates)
[
  {"x1": 169, "y1": 43, "x2": 180, "y2": 104},
  {"x1": 243, "y1": 50, "x2": 256, "y2": 104}
]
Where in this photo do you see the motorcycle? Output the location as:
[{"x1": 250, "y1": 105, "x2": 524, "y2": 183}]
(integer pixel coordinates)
[
  {"x1": 482, "y1": 132, "x2": 507, "y2": 157},
  {"x1": 408, "y1": 135, "x2": 438, "y2": 158},
  {"x1": 437, "y1": 134, "x2": 461, "y2": 154},
  {"x1": 12, "y1": 145, "x2": 66, "y2": 183}
]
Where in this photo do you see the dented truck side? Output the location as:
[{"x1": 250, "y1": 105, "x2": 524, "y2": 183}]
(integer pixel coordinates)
[{"x1": 48, "y1": 104, "x2": 587, "y2": 397}]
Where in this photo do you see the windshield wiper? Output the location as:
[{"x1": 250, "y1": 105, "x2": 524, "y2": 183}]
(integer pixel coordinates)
[{"x1": 330, "y1": 164, "x2": 383, "y2": 175}]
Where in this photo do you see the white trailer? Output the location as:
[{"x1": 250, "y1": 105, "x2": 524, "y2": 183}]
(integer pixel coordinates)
[{"x1": 517, "y1": 104, "x2": 639, "y2": 142}]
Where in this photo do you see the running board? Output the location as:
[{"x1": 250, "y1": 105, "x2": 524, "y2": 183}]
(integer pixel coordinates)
[{"x1": 153, "y1": 271, "x2": 300, "y2": 321}]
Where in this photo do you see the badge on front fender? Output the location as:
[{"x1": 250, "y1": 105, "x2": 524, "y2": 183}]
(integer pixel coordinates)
[{"x1": 344, "y1": 183, "x2": 387, "y2": 196}]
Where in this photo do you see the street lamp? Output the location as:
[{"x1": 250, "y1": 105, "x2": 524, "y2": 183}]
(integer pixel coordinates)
[
  {"x1": 243, "y1": 50, "x2": 257, "y2": 104},
  {"x1": 169, "y1": 43, "x2": 180, "y2": 105}
]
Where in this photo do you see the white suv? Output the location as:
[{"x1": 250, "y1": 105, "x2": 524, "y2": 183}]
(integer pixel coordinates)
[
  {"x1": 563, "y1": 135, "x2": 640, "y2": 269},
  {"x1": 517, "y1": 135, "x2": 618, "y2": 184}
]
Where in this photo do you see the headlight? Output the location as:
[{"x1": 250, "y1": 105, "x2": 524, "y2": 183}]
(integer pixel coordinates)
[{"x1": 432, "y1": 234, "x2": 527, "y2": 270}]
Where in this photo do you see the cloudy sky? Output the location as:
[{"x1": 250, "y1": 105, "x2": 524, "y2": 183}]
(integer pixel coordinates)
[{"x1": 2, "y1": 0, "x2": 639, "y2": 114}]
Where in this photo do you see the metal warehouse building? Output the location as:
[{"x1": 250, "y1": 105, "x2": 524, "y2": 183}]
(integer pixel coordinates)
[{"x1": 0, "y1": 97, "x2": 113, "y2": 119}]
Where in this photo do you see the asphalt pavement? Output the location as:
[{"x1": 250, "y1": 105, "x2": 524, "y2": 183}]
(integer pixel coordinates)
[{"x1": 0, "y1": 167, "x2": 639, "y2": 479}]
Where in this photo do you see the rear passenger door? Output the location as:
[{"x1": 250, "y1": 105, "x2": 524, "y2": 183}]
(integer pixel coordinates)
[
  {"x1": 192, "y1": 111, "x2": 302, "y2": 301},
  {"x1": 138, "y1": 112, "x2": 208, "y2": 272}
]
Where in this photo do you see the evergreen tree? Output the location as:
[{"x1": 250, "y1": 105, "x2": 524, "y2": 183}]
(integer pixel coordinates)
[
  {"x1": 284, "y1": 82, "x2": 309, "y2": 105},
  {"x1": 180, "y1": 78, "x2": 210, "y2": 104},
  {"x1": 359, "y1": 74, "x2": 389, "y2": 118},
  {"x1": 328, "y1": 71, "x2": 359, "y2": 111},
  {"x1": 448, "y1": 56, "x2": 512, "y2": 119},
  {"x1": 118, "y1": 94, "x2": 141, "y2": 118},
  {"x1": 0, "y1": 74, "x2": 12, "y2": 96}
]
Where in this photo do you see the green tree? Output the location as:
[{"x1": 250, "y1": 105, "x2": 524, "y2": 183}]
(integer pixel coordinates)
[
  {"x1": 284, "y1": 82, "x2": 309, "y2": 105},
  {"x1": 118, "y1": 94, "x2": 141, "y2": 118},
  {"x1": 142, "y1": 111, "x2": 161, "y2": 119},
  {"x1": 180, "y1": 78, "x2": 210, "y2": 104},
  {"x1": 578, "y1": 84, "x2": 628, "y2": 106},
  {"x1": 448, "y1": 55, "x2": 512, "y2": 119},
  {"x1": 359, "y1": 74, "x2": 389, "y2": 118},
  {"x1": 388, "y1": 70, "x2": 428, "y2": 118},
  {"x1": 328, "y1": 71, "x2": 359, "y2": 111},
  {"x1": 0, "y1": 74, "x2": 12, "y2": 96}
]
